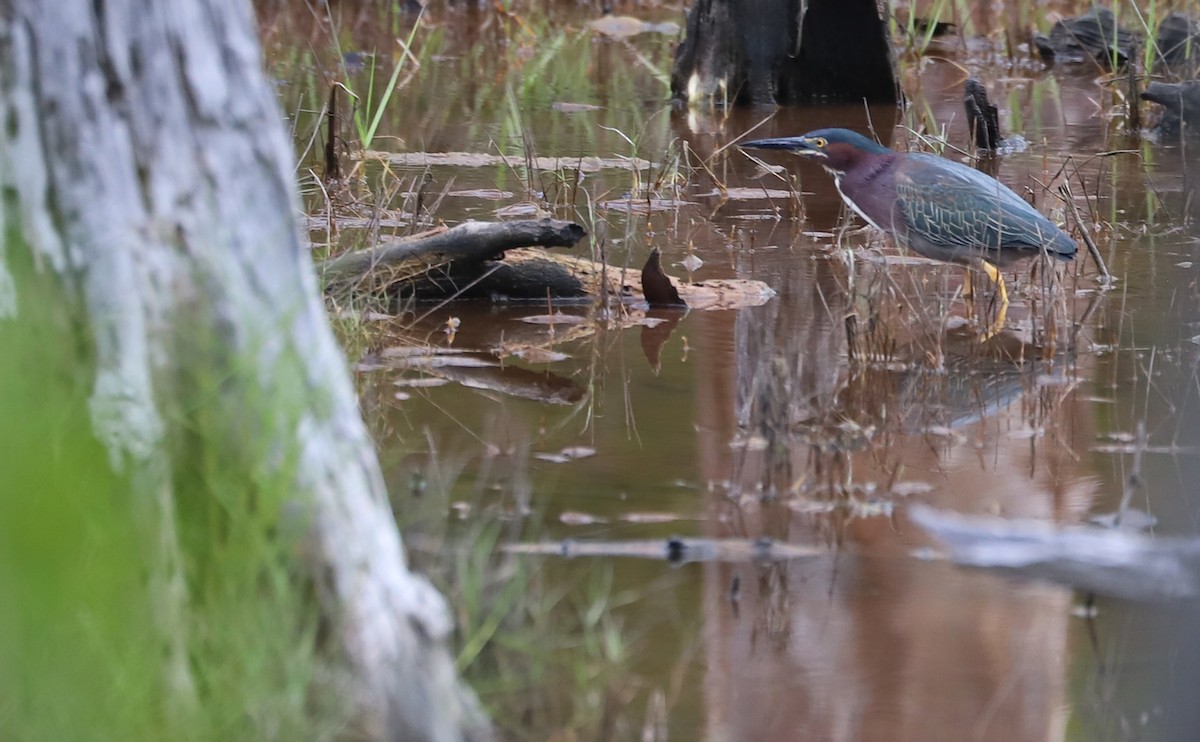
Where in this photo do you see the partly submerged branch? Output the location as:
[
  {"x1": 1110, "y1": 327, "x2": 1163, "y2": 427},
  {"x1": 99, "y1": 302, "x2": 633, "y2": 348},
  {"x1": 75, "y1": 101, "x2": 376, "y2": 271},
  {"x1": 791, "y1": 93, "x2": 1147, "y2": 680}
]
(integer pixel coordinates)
[
  {"x1": 318, "y1": 218, "x2": 587, "y2": 290},
  {"x1": 911, "y1": 505, "x2": 1200, "y2": 601}
]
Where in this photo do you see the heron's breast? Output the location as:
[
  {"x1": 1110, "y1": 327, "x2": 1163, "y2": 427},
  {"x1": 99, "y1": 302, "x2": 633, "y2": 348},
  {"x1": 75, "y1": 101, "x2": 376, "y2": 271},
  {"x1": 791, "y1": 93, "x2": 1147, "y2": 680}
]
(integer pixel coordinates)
[{"x1": 836, "y1": 165, "x2": 897, "y2": 233}]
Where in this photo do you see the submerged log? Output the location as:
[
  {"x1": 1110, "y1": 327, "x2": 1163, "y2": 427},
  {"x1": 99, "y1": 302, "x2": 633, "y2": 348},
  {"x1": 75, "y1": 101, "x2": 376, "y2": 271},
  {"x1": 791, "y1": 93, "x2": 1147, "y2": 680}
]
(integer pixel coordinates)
[
  {"x1": 319, "y1": 218, "x2": 588, "y2": 297},
  {"x1": 670, "y1": 0, "x2": 897, "y2": 106},
  {"x1": 320, "y1": 220, "x2": 774, "y2": 311}
]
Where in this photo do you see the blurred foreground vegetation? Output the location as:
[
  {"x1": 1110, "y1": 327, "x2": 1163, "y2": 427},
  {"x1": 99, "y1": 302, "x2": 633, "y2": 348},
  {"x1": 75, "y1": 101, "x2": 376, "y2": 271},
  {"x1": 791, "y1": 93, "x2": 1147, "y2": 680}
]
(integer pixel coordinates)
[{"x1": 0, "y1": 243, "x2": 341, "y2": 740}]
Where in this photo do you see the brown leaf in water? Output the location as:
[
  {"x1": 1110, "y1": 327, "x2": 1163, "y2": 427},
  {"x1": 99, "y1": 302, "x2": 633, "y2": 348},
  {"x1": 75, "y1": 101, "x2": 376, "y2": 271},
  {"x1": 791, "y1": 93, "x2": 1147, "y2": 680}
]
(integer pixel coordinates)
[{"x1": 641, "y1": 248, "x2": 686, "y2": 308}]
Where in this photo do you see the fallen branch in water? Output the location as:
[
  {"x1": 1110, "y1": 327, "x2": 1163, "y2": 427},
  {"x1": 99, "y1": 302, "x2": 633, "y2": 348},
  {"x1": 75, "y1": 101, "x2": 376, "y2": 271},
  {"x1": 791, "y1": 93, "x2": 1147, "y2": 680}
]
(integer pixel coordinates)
[
  {"x1": 318, "y1": 218, "x2": 587, "y2": 290},
  {"x1": 910, "y1": 504, "x2": 1200, "y2": 601}
]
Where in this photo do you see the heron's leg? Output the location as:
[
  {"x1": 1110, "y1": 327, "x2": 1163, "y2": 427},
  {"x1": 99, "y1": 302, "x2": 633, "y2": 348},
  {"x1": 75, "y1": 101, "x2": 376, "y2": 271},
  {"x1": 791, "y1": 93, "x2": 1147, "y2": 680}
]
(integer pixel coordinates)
[
  {"x1": 977, "y1": 259, "x2": 1008, "y2": 341},
  {"x1": 962, "y1": 267, "x2": 974, "y2": 299}
]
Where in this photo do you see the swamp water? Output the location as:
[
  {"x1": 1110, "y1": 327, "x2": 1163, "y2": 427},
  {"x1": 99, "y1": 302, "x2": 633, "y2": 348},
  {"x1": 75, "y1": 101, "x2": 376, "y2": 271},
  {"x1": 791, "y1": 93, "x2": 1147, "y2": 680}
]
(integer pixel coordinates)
[{"x1": 262, "y1": 4, "x2": 1200, "y2": 739}]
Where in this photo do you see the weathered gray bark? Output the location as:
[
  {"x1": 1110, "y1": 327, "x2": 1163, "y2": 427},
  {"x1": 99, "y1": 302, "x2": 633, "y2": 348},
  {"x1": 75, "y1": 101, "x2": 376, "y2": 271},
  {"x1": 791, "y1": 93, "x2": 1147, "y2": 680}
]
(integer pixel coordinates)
[{"x1": 0, "y1": 2, "x2": 487, "y2": 741}]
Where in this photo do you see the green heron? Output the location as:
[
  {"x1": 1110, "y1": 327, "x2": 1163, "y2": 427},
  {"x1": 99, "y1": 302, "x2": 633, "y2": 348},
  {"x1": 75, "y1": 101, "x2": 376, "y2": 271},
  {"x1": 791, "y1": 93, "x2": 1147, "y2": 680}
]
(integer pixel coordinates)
[{"x1": 741, "y1": 128, "x2": 1076, "y2": 338}]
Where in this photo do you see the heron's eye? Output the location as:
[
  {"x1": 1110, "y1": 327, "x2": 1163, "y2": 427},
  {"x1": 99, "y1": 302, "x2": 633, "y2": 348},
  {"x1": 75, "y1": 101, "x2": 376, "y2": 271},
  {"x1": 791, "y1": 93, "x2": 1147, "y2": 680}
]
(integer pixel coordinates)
[{"x1": 814, "y1": 137, "x2": 828, "y2": 148}]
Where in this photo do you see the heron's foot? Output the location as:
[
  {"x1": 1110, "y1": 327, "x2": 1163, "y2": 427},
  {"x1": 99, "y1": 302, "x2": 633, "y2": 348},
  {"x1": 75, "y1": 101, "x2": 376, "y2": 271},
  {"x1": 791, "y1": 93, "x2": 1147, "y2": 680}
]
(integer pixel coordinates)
[{"x1": 974, "y1": 261, "x2": 1009, "y2": 342}]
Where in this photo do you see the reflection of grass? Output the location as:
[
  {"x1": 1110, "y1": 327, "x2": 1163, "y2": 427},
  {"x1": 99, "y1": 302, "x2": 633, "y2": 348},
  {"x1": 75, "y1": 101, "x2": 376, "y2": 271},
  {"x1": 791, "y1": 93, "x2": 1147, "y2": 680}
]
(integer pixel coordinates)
[
  {"x1": 393, "y1": 443, "x2": 658, "y2": 741},
  {"x1": 437, "y1": 520, "x2": 646, "y2": 740},
  {"x1": 0, "y1": 245, "x2": 342, "y2": 740}
]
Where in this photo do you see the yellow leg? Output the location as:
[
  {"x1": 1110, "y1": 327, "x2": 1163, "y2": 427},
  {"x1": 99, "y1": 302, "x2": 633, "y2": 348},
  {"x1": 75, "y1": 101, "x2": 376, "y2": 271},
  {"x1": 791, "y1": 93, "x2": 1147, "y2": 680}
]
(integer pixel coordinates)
[
  {"x1": 962, "y1": 267, "x2": 974, "y2": 299},
  {"x1": 976, "y1": 260, "x2": 1008, "y2": 341}
]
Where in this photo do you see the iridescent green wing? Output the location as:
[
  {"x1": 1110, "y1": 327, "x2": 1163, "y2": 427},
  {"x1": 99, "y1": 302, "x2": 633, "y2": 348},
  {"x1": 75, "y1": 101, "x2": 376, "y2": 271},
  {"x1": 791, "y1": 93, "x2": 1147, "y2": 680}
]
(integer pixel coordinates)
[{"x1": 894, "y1": 154, "x2": 1061, "y2": 252}]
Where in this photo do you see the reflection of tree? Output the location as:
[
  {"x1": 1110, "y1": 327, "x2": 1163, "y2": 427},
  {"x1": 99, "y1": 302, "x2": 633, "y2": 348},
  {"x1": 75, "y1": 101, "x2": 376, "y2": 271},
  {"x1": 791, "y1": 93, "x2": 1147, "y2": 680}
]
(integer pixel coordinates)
[{"x1": 698, "y1": 232, "x2": 1100, "y2": 741}]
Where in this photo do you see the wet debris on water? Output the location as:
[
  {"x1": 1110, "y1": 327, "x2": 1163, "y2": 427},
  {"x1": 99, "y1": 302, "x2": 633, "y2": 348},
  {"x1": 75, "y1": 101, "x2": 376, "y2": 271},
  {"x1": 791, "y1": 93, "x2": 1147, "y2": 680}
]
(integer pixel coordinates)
[
  {"x1": 507, "y1": 537, "x2": 824, "y2": 564},
  {"x1": 696, "y1": 187, "x2": 797, "y2": 200},
  {"x1": 368, "y1": 346, "x2": 498, "y2": 370},
  {"x1": 499, "y1": 346, "x2": 571, "y2": 364},
  {"x1": 551, "y1": 101, "x2": 603, "y2": 113},
  {"x1": 445, "y1": 188, "x2": 514, "y2": 200},
  {"x1": 517, "y1": 312, "x2": 592, "y2": 326},
  {"x1": 362, "y1": 150, "x2": 657, "y2": 173},
  {"x1": 599, "y1": 198, "x2": 694, "y2": 214},
  {"x1": 559, "y1": 511, "x2": 607, "y2": 526},
  {"x1": 588, "y1": 13, "x2": 680, "y2": 39},
  {"x1": 362, "y1": 346, "x2": 586, "y2": 405},
  {"x1": 1033, "y1": 7, "x2": 1135, "y2": 69},
  {"x1": 535, "y1": 445, "x2": 596, "y2": 463}
]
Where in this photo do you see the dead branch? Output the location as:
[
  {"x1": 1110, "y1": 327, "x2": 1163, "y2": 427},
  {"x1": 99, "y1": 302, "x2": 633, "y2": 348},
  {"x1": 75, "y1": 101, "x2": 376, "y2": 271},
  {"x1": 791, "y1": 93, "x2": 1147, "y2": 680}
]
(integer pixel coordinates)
[{"x1": 318, "y1": 218, "x2": 587, "y2": 288}]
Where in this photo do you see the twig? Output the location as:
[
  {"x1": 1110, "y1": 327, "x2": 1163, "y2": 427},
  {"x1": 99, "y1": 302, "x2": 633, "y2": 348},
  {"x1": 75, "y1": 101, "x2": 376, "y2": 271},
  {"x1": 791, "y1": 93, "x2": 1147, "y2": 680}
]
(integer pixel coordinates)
[{"x1": 1058, "y1": 182, "x2": 1112, "y2": 285}]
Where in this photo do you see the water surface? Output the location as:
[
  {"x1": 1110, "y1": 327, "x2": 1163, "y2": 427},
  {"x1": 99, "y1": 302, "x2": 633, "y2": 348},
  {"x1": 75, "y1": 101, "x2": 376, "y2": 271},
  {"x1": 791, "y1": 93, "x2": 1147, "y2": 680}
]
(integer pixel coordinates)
[{"x1": 261, "y1": 5, "x2": 1200, "y2": 738}]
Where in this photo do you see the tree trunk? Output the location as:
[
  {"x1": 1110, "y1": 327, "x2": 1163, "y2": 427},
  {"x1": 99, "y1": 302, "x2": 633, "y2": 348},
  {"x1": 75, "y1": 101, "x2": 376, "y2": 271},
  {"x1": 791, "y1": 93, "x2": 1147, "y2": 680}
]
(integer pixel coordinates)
[
  {"x1": 0, "y1": 2, "x2": 488, "y2": 741},
  {"x1": 671, "y1": 0, "x2": 898, "y2": 106}
]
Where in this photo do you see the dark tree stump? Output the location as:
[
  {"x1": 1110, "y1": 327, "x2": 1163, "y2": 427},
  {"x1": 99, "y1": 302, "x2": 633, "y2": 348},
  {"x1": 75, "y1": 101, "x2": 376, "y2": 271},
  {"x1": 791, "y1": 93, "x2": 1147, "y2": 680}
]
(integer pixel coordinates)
[
  {"x1": 964, "y1": 78, "x2": 1003, "y2": 151},
  {"x1": 1143, "y1": 80, "x2": 1200, "y2": 137},
  {"x1": 670, "y1": 0, "x2": 897, "y2": 106},
  {"x1": 1033, "y1": 7, "x2": 1135, "y2": 69}
]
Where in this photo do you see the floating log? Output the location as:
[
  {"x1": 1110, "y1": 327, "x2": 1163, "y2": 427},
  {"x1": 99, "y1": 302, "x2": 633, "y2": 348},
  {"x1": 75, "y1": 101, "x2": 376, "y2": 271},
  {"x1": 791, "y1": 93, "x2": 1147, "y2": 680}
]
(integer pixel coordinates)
[
  {"x1": 318, "y1": 218, "x2": 587, "y2": 295},
  {"x1": 318, "y1": 218, "x2": 775, "y2": 311}
]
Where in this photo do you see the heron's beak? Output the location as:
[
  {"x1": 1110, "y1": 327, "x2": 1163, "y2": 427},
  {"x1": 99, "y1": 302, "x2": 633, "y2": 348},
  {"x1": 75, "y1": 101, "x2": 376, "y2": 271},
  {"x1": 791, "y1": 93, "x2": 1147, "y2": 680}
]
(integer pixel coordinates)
[{"x1": 739, "y1": 136, "x2": 825, "y2": 158}]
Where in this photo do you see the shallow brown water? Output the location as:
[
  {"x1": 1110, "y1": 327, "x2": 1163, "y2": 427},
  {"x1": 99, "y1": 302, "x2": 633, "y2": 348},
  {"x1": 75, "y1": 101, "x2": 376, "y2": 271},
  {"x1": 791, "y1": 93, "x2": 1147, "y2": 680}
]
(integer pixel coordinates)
[{"x1": 263, "y1": 4, "x2": 1200, "y2": 739}]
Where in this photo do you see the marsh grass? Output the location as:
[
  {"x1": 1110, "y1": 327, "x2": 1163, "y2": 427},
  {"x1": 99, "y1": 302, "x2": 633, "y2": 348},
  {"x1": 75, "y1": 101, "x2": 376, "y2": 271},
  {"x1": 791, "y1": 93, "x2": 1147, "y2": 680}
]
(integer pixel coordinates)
[{"x1": 0, "y1": 240, "x2": 343, "y2": 740}]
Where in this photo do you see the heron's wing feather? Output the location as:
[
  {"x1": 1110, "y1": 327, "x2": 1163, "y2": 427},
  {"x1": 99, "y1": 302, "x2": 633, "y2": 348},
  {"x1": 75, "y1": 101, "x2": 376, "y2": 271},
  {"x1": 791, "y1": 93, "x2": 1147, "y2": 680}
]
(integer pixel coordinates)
[{"x1": 894, "y1": 154, "x2": 1065, "y2": 252}]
